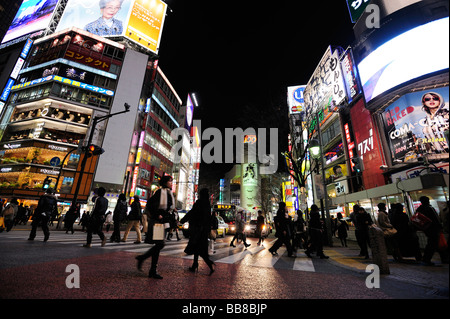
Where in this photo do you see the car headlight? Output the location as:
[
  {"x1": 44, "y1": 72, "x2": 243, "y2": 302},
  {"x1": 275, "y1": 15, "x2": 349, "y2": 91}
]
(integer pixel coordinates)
[
  {"x1": 183, "y1": 224, "x2": 189, "y2": 229},
  {"x1": 245, "y1": 225, "x2": 251, "y2": 231}
]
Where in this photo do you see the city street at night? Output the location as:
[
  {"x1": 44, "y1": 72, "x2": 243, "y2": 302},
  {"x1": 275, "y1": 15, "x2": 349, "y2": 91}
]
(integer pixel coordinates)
[
  {"x1": 0, "y1": 226, "x2": 448, "y2": 302},
  {"x1": 0, "y1": 0, "x2": 449, "y2": 311}
]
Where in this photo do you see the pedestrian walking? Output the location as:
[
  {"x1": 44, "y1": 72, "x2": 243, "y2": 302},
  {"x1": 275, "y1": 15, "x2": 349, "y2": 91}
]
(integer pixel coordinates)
[
  {"x1": 354, "y1": 206, "x2": 373, "y2": 259},
  {"x1": 79, "y1": 211, "x2": 89, "y2": 231},
  {"x1": 2, "y1": 198, "x2": 18, "y2": 232},
  {"x1": 377, "y1": 203, "x2": 402, "y2": 261},
  {"x1": 104, "y1": 211, "x2": 113, "y2": 232},
  {"x1": 110, "y1": 193, "x2": 127, "y2": 243},
  {"x1": 269, "y1": 202, "x2": 294, "y2": 257},
  {"x1": 121, "y1": 195, "x2": 142, "y2": 243},
  {"x1": 415, "y1": 196, "x2": 443, "y2": 266},
  {"x1": 209, "y1": 211, "x2": 219, "y2": 254},
  {"x1": 28, "y1": 190, "x2": 57, "y2": 241},
  {"x1": 390, "y1": 203, "x2": 422, "y2": 262},
  {"x1": 65, "y1": 203, "x2": 80, "y2": 234},
  {"x1": 305, "y1": 204, "x2": 328, "y2": 259},
  {"x1": 336, "y1": 212, "x2": 349, "y2": 247},
  {"x1": 180, "y1": 188, "x2": 216, "y2": 275},
  {"x1": 83, "y1": 187, "x2": 108, "y2": 248},
  {"x1": 166, "y1": 210, "x2": 180, "y2": 241},
  {"x1": 135, "y1": 175, "x2": 175, "y2": 279},
  {"x1": 293, "y1": 210, "x2": 307, "y2": 250},
  {"x1": 230, "y1": 210, "x2": 251, "y2": 248},
  {"x1": 256, "y1": 210, "x2": 266, "y2": 246},
  {"x1": 14, "y1": 203, "x2": 26, "y2": 226}
]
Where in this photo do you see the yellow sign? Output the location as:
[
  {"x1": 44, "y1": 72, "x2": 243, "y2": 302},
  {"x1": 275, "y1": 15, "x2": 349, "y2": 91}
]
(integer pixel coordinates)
[{"x1": 125, "y1": 0, "x2": 168, "y2": 54}]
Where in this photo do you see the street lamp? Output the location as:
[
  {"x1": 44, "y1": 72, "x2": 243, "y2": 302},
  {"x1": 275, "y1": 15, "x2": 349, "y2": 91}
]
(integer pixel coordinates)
[{"x1": 309, "y1": 139, "x2": 321, "y2": 161}]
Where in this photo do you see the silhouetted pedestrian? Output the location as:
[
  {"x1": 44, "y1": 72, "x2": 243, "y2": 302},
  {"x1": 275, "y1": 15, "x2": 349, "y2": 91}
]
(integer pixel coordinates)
[
  {"x1": 180, "y1": 188, "x2": 216, "y2": 275},
  {"x1": 269, "y1": 202, "x2": 294, "y2": 257},
  {"x1": 83, "y1": 187, "x2": 108, "y2": 248},
  {"x1": 3, "y1": 198, "x2": 18, "y2": 232},
  {"x1": 28, "y1": 190, "x2": 57, "y2": 241},
  {"x1": 122, "y1": 195, "x2": 142, "y2": 243},
  {"x1": 256, "y1": 210, "x2": 266, "y2": 246},
  {"x1": 416, "y1": 196, "x2": 443, "y2": 266},
  {"x1": 354, "y1": 206, "x2": 373, "y2": 259},
  {"x1": 305, "y1": 204, "x2": 328, "y2": 259},
  {"x1": 336, "y1": 212, "x2": 349, "y2": 247},
  {"x1": 110, "y1": 193, "x2": 127, "y2": 243},
  {"x1": 65, "y1": 203, "x2": 80, "y2": 234},
  {"x1": 230, "y1": 210, "x2": 251, "y2": 248}
]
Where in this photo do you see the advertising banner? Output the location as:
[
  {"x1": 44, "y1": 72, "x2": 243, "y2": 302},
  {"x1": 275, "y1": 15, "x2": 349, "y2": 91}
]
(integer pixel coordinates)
[
  {"x1": 56, "y1": 0, "x2": 167, "y2": 54},
  {"x1": 381, "y1": 87, "x2": 449, "y2": 163},
  {"x1": 287, "y1": 85, "x2": 306, "y2": 115},
  {"x1": 1, "y1": 0, "x2": 60, "y2": 44},
  {"x1": 358, "y1": 17, "x2": 449, "y2": 103},
  {"x1": 304, "y1": 47, "x2": 347, "y2": 117}
]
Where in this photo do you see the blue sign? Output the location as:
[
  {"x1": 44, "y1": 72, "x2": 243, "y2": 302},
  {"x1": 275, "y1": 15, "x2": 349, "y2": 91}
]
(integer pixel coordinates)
[
  {"x1": 293, "y1": 87, "x2": 305, "y2": 104},
  {"x1": 0, "y1": 78, "x2": 15, "y2": 101},
  {"x1": 50, "y1": 157, "x2": 61, "y2": 167},
  {"x1": 20, "y1": 39, "x2": 33, "y2": 59}
]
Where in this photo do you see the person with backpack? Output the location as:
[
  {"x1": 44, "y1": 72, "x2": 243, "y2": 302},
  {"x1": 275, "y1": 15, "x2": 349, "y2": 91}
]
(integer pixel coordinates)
[
  {"x1": 121, "y1": 195, "x2": 142, "y2": 244},
  {"x1": 28, "y1": 190, "x2": 57, "y2": 241}
]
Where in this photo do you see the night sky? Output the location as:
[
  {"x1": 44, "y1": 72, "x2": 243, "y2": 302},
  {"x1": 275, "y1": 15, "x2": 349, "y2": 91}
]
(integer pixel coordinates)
[{"x1": 157, "y1": 1, "x2": 356, "y2": 184}]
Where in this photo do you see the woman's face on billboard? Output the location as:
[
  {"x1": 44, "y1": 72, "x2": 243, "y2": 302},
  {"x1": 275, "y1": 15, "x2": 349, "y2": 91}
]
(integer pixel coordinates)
[
  {"x1": 423, "y1": 93, "x2": 441, "y2": 110},
  {"x1": 101, "y1": 0, "x2": 121, "y2": 19}
]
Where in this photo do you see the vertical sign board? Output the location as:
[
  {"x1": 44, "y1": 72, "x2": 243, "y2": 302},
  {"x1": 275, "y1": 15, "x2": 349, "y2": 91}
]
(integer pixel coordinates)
[{"x1": 346, "y1": 0, "x2": 372, "y2": 23}]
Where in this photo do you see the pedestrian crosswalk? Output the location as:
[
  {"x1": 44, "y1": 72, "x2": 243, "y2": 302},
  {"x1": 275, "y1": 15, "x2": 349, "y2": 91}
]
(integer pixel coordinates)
[{"x1": 1, "y1": 231, "x2": 318, "y2": 272}]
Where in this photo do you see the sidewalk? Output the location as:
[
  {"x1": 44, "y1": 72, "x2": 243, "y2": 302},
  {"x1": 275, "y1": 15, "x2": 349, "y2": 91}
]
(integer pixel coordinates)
[{"x1": 324, "y1": 236, "x2": 449, "y2": 295}]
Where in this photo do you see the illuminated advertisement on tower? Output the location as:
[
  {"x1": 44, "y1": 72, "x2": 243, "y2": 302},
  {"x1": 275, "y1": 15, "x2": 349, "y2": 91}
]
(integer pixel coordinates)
[
  {"x1": 381, "y1": 87, "x2": 449, "y2": 163},
  {"x1": 1, "y1": 0, "x2": 60, "y2": 44},
  {"x1": 56, "y1": 0, "x2": 167, "y2": 54}
]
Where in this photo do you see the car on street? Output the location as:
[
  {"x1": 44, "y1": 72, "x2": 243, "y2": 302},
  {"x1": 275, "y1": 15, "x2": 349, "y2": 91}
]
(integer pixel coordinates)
[
  {"x1": 216, "y1": 216, "x2": 229, "y2": 237},
  {"x1": 244, "y1": 219, "x2": 269, "y2": 238}
]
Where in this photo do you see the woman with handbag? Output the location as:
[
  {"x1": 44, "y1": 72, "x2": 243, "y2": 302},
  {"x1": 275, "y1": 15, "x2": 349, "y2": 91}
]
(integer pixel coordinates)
[
  {"x1": 135, "y1": 175, "x2": 175, "y2": 279},
  {"x1": 377, "y1": 203, "x2": 402, "y2": 262},
  {"x1": 180, "y1": 188, "x2": 216, "y2": 275}
]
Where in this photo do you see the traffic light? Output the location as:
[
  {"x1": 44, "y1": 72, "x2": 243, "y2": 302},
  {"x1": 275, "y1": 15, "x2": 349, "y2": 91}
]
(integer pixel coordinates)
[
  {"x1": 42, "y1": 176, "x2": 51, "y2": 190},
  {"x1": 87, "y1": 144, "x2": 105, "y2": 156},
  {"x1": 352, "y1": 157, "x2": 364, "y2": 174}
]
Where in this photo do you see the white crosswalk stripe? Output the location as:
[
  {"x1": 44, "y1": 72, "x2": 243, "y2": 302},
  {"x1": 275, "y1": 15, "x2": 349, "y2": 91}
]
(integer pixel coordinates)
[{"x1": 1, "y1": 231, "x2": 316, "y2": 272}]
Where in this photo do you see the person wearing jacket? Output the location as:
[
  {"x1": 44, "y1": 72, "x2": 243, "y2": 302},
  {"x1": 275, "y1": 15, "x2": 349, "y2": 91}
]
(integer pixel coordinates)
[
  {"x1": 229, "y1": 210, "x2": 250, "y2": 248},
  {"x1": 269, "y1": 202, "x2": 294, "y2": 257},
  {"x1": 83, "y1": 187, "x2": 108, "y2": 248},
  {"x1": 28, "y1": 190, "x2": 57, "y2": 241},
  {"x1": 110, "y1": 193, "x2": 127, "y2": 243},
  {"x1": 305, "y1": 204, "x2": 329, "y2": 259},
  {"x1": 180, "y1": 188, "x2": 216, "y2": 275},
  {"x1": 135, "y1": 175, "x2": 175, "y2": 279},
  {"x1": 377, "y1": 203, "x2": 402, "y2": 261},
  {"x1": 3, "y1": 198, "x2": 19, "y2": 232},
  {"x1": 121, "y1": 195, "x2": 142, "y2": 243},
  {"x1": 416, "y1": 196, "x2": 443, "y2": 266}
]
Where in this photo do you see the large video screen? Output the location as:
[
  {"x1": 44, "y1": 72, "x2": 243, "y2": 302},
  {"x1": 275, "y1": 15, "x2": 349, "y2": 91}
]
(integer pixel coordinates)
[
  {"x1": 56, "y1": 0, "x2": 167, "y2": 54},
  {"x1": 1, "y1": 0, "x2": 60, "y2": 44},
  {"x1": 358, "y1": 17, "x2": 449, "y2": 103},
  {"x1": 381, "y1": 87, "x2": 449, "y2": 163}
]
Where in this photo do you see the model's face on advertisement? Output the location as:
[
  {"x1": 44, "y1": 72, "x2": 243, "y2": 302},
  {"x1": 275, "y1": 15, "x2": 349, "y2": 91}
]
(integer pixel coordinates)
[
  {"x1": 423, "y1": 94, "x2": 440, "y2": 109},
  {"x1": 101, "y1": 0, "x2": 121, "y2": 19}
]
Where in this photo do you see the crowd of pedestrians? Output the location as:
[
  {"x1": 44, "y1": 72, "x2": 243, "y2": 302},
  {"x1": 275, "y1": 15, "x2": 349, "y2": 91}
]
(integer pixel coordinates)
[{"x1": 1, "y1": 185, "x2": 448, "y2": 278}]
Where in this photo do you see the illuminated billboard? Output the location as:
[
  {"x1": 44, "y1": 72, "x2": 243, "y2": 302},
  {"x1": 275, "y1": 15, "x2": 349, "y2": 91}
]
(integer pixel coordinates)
[
  {"x1": 358, "y1": 17, "x2": 449, "y2": 103},
  {"x1": 381, "y1": 87, "x2": 449, "y2": 163},
  {"x1": 1, "y1": 0, "x2": 60, "y2": 44},
  {"x1": 303, "y1": 47, "x2": 347, "y2": 117},
  {"x1": 56, "y1": 0, "x2": 168, "y2": 54},
  {"x1": 287, "y1": 85, "x2": 306, "y2": 115}
]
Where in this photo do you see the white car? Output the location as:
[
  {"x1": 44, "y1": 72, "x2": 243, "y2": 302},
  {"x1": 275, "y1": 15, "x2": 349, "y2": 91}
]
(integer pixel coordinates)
[{"x1": 244, "y1": 220, "x2": 269, "y2": 238}]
